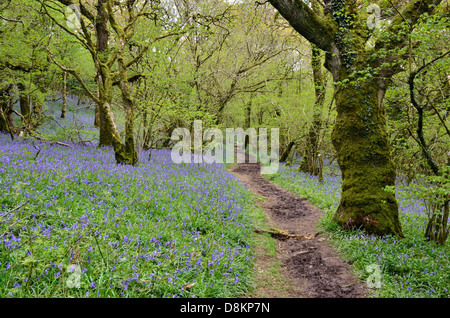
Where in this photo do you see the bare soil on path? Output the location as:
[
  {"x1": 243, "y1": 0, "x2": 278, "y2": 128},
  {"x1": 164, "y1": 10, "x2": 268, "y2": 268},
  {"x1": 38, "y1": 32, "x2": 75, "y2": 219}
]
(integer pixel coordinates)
[{"x1": 229, "y1": 159, "x2": 369, "y2": 298}]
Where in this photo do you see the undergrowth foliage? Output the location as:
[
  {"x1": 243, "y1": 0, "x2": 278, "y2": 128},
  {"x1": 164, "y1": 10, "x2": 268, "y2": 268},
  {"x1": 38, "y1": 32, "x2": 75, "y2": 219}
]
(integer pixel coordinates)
[{"x1": 0, "y1": 133, "x2": 255, "y2": 298}]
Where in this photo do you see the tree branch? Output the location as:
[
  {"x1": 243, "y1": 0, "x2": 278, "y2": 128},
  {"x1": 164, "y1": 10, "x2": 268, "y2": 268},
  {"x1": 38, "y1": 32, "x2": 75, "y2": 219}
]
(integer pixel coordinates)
[
  {"x1": 375, "y1": 0, "x2": 443, "y2": 53},
  {"x1": 50, "y1": 0, "x2": 96, "y2": 22},
  {"x1": 38, "y1": 0, "x2": 94, "y2": 55},
  {"x1": 46, "y1": 44, "x2": 100, "y2": 104},
  {"x1": 267, "y1": 0, "x2": 335, "y2": 53}
]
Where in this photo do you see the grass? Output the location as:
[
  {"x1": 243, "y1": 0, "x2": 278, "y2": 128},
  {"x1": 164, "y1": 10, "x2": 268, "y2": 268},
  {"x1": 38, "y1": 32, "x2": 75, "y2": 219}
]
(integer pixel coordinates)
[
  {"x1": 242, "y1": 201, "x2": 291, "y2": 298},
  {"x1": 0, "y1": 134, "x2": 262, "y2": 298},
  {"x1": 266, "y1": 163, "x2": 450, "y2": 298}
]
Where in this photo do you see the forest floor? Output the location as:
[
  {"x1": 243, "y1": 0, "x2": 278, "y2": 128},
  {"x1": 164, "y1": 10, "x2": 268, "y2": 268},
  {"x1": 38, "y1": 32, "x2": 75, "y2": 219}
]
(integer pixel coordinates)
[{"x1": 229, "y1": 152, "x2": 369, "y2": 298}]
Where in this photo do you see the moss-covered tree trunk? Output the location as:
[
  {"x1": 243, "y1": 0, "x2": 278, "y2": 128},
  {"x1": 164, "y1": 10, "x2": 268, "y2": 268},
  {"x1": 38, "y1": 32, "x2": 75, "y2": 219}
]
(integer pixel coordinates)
[
  {"x1": 31, "y1": 84, "x2": 46, "y2": 122},
  {"x1": 280, "y1": 140, "x2": 295, "y2": 163},
  {"x1": 95, "y1": 59, "x2": 134, "y2": 165},
  {"x1": 331, "y1": 63, "x2": 403, "y2": 236},
  {"x1": 97, "y1": 97, "x2": 115, "y2": 147},
  {"x1": 116, "y1": 49, "x2": 138, "y2": 165},
  {"x1": 94, "y1": 0, "x2": 136, "y2": 165},
  {"x1": 0, "y1": 85, "x2": 14, "y2": 138},
  {"x1": 18, "y1": 83, "x2": 30, "y2": 124},
  {"x1": 244, "y1": 98, "x2": 252, "y2": 151},
  {"x1": 0, "y1": 108, "x2": 10, "y2": 135},
  {"x1": 95, "y1": 0, "x2": 115, "y2": 148},
  {"x1": 107, "y1": 2, "x2": 138, "y2": 165},
  {"x1": 61, "y1": 71, "x2": 67, "y2": 119},
  {"x1": 94, "y1": 96, "x2": 100, "y2": 128},
  {"x1": 43, "y1": 0, "x2": 143, "y2": 166}
]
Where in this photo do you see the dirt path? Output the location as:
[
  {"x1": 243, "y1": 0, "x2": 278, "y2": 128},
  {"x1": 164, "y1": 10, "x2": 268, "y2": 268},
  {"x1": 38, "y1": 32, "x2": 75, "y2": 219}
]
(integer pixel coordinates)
[{"x1": 229, "y1": 159, "x2": 368, "y2": 298}]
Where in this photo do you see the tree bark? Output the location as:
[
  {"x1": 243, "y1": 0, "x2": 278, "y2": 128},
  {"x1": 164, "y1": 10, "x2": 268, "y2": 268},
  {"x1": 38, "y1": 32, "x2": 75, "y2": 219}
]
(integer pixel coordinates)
[
  {"x1": 116, "y1": 47, "x2": 138, "y2": 165},
  {"x1": 299, "y1": 44, "x2": 326, "y2": 175},
  {"x1": 244, "y1": 98, "x2": 252, "y2": 151},
  {"x1": 280, "y1": 140, "x2": 295, "y2": 163},
  {"x1": 0, "y1": 85, "x2": 14, "y2": 138},
  {"x1": 18, "y1": 83, "x2": 30, "y2": 123},
  {"x1": 95, "y1": 0, "x2": 115, "y2": 147},
  {"x1": 331, "y1": 68, "x2": 402, "y2": 236},
  {"x1": 107, "y1": 1, "x2": 138, "y2": 165},
  {"x1": 61, "y1": 71, "x2": 67, "y2": 118},
  {"x1": 31, "y1": 93, "x2": 43, "y2": 121},
  {"x1": 91, "y1": 0, "x2": 136, "y2": 165}
]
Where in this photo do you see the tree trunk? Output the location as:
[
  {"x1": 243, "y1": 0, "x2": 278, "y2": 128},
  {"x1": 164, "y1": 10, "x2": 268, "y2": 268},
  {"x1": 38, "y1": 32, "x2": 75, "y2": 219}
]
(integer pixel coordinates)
[
  {"x1": 94, "y1": 83, "x2": 100, "y2": 128},
  {"x1": 97, "y1": 98, "x2": 115, "y2": 147},
  {"x1": 95, "y1": 0, "x2": 116, "y2": 148},
  {"x1": 18, "y1": 83, "x2": 30, "y2": 124},
  {"x1": 61, "y1": 71, "x2": 67, "y2": 118},
  {"x1": 424, "y1": 153, "x2": 450, "y2": 245},
  {"x1": 98, "y1": 98, "x2": 131, "y2": 165},
  {"x1": 32, "y1": 94, "x2": 43, "y2": 121},
  {"x1": 0, "y1": 108, "x2": 11, "y2": 137},
  {"x1": 299, "y1": 44, "x2": 326, "y2": 175},
  {"x1": 117, "y1": 57, "x2": 138, "y2": 165},
  {"x1": 331, "y1": 70, "x2": 403, "y2": 237},
  {"x1": 143, "y1": 129, "x2": 152, "y2": 150},
  {"x1": 280, "y1": 141, "x2": 295, "y2": 163},
  {"x1": 244, "y1": 98, "x2": 252, "y2": 151},
  {"x1": 0, "y1": 85, "x2": 14, "y2": 138},
  {"x1": 94, "y1": 101, "x2": 100, "y2": 127},
  {"x1": 110, "y1": 10, "x2": 139, "y2": 165},
  {"x1": 141, "y1": 108, "x2": 153, "y2": 150}
]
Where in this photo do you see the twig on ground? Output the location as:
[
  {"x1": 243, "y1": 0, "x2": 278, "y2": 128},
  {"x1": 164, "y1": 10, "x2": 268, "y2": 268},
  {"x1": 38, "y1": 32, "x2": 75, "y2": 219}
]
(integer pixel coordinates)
[
  {"x1": 0, "y1": 200, "x2": 30, "y2": 218},
  {"x1": 253, "y1": 228, "x2": 315, "y2": 240}
]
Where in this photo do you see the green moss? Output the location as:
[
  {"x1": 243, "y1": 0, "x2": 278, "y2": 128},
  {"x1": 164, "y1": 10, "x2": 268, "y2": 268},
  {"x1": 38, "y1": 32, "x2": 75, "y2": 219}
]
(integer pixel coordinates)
[{"x1": 331, "y1": 73, "x2": 404, "y2": 237}]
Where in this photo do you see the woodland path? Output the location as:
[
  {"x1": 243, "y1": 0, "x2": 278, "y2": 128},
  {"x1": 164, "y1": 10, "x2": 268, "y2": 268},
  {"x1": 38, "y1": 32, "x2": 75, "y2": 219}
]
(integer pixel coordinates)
[{"x1": 229, "y1": 156, "x2": 369, "y2": 298}]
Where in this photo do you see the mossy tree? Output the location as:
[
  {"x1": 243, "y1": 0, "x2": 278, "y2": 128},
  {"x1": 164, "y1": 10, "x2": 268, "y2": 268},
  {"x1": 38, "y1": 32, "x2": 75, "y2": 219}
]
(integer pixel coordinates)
[
  {"x1": 0, "y1": 85, "x2": 14, "y2": 138},
  {"x1": 40, "y1": 0, "x2": 162, "y2": 165},
  {"x1": 296, "y1": 2, "x2": 328, "y2": 175},
  {"x1": 268, "y1": 0, "x2": 444, "y2": 237},
  {"x1": 0, "y1": 0, "x2": 54, "y2": 135}
]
